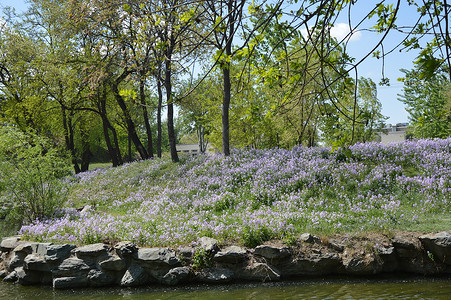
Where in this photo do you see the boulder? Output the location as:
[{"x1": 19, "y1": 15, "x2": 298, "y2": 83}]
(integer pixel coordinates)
[
  {"x1": 281, "y1": 253, "x2": 341, "y2": 276},
  {"x1": 74, "y1": 243, "x2": 109, "y2": 266},
  {"x1": 135, "y1": 248, "x2": 180, "y2": 267},
  {"x1": 196, "y1": 267, "x2": 234, "y2": 283},
  {"x1": 0, "y1": 236, "x2": 21, "y2": 252},
  {"x1": 0, "y1": 269, "x2": 7, "y2": 278},
  {"x1": 53, "y1": 258, "x2": 90, "y2": 277},
  {"x1": 24, "y1": 254, "x2": 50, "y2": 272},
  {"x1": 75, "y1": 243, "x2": 109, "y2": 258},
  {"x1": 178, "y1": 247, "x2": 195, "y2": 262},
  {"x1": 300, "y1": 233, "x2": 321, "y2": 244},
  {"x1": 214, "y1": 246, "x2": 247, "y2": 264},
  {"x1": 376, "y1": 246, "x2": 398, "y2": 272},
  {"x1": 53, "y1": 276, "x2": 88, "y2": 289},
  {"x1": 45, "y1": 244, "x2": 76, "y2": 263},
  {"x1": 392, "y1": 235, "x2": 421, "y2": 258},
  {"x1": 254, "y1": 245, "x2": 290, "y2": 260},
  {"x1": 99, "y1": 255, "x2": 127, "y2": 271},
  {"x1": 2, "y1": 269, "x2": 18, "y2": 282},
  {"x1": 391, "y1": 234, "x2": 441, "y2": 274},
  {"x1": 419, "y1": 232, "x2": 451, "y2": 265},
  {"x1": 7, "y1": 252, "x2": 26, "y2": 271},
  {"x1": 120, "y1": 265, "x2": 149, "y2": 287},
  {"x1": 342, "y1": 253, "x2": 382, "y2": 275},
  {"x1": 161, "y1": 267, "x2": 191, "y2": 285},
  {"x1": 240, "y1": 262, "x2": 281, "y2": 281},
  {"x1": 12, "y1": 242, "x2": 35, "y2": 255},
  {"x1": 87, "y1": 269, "x2": 116, "y2": 287},
  {"x1": 114, "y1": 241, "x2": 137, "y2": 259},
  {"x1": 31, "y1": 243, "x2": 53, "y2": 256},
  {"x1": 16, "y1": 267, "x2": 42, "y2": 285},
  {"x1": 199, "y1": 237, "x2": 219, "y2": 253}
]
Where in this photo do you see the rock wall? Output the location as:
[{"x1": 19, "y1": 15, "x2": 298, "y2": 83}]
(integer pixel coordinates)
[{"x1": 1, "y1": 232, "x2": 450, "y2": 289}]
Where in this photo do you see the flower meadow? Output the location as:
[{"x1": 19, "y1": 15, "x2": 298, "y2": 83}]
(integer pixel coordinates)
[{"x1": 20, "y1": 139, "x2": 451, "y2": 247}]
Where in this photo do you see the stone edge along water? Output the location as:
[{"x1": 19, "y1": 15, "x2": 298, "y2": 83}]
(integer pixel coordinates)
[{"x1": 0, "y1": 232, "x2": 450, "y2": 289}]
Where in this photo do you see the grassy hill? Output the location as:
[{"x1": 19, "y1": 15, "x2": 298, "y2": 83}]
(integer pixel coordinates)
[{"x1": 19, "y1": 139, "x2": 451, "y2": 247}]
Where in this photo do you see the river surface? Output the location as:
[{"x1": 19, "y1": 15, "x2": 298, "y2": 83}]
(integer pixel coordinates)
[{"x1": 1, "y1": 276, "x2": 450, "y2": 300}]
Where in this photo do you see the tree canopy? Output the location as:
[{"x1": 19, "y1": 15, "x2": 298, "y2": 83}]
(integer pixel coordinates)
[{"x1": 1, "y1": 0, "x2": 449, "y2": 168}]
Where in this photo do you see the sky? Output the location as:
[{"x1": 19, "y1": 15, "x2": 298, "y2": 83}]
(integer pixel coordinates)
[
  {"x1": 1, "y1": 0, "x2": 426, "y2": 125},
  {"x1": 329, "y1": 1, "x2": 420, "y2": 125}
]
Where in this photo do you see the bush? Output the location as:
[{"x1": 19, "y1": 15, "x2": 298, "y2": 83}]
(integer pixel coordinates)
[
  {"x1": 241, "y1": 225, "x2": 273, "y2": 248},
  {"x1": 0, "y1": 126, "x2": 72, "y2": 225}
]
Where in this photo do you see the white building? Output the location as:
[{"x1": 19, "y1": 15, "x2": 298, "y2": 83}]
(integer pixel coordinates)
[
  {"x1": 176, "y1": 144, "x2": 216, "y2": 156},
  {"x1": 378, "y1": 123, "x2": 409, "y2": 144},
  {"x1": 176, "y1": 144, "x2": 200, "y2": 155}
]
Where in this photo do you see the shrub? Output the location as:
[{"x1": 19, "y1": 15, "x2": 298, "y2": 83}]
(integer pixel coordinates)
[
  {"x1": 192, "y1": 248, "x2": 212, "y2": 269},
  {"x1": 241, "y1": 225, "x2": 273, "y2": 248},
  {"x1": 0, "y1": 126, "x2": 72, "y2": 225}
]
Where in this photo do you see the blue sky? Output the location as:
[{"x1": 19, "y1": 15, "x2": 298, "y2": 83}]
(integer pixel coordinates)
[{"x1": 2, "y1": 0, "x2": 425, "y2": 124}]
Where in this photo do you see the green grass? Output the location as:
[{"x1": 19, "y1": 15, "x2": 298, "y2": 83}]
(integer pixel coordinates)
[
  {"x1": 402, "y1": 214, "x2": 451, "y2": 233},
  {"x1": 88, "y1": 162, "x2": 112, "y2": 170}
]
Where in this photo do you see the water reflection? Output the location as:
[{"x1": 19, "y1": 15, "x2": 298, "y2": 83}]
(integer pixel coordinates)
[{"x1": 1, "y1": 276, "x2": 450, "y2": 300}]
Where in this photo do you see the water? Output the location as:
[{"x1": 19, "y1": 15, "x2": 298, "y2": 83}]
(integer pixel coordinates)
[{"x1": 1, "y1": 276, "x2": 450, "y2": 300}]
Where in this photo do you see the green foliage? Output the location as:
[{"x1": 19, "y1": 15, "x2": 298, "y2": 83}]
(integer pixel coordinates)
[
  {"x1": 0, "y1": 126, "x2": 72, "y2": 224},
  {"x1": 241, "y1": 225, "x2": 273, "y2": 248},
  {"x1": 399, "y1": 68, "x2": 451, "y2": 138},
  {"x1": 192, "y1": 247, "x2": 212, "y2": 269}
]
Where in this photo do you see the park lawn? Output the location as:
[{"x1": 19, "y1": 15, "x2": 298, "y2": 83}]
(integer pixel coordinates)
[{"x1": 20, "y1": 138, "x2": 451, "y2": 248}]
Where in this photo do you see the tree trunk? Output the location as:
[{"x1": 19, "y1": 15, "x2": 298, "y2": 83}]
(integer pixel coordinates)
[
  {"x1": 222, "y1": 66, "x2": 231, "y2": 156},
  {"x1": 61, "y1": 106, "x2": 81, "y2": 173},
  {"x1": 100, "y1": 116, "x2": 118, "y2": 166},
  {"x1": 157, "y1": 75, "x2": 163, "y2": 158},
  {"x1": 111, "y1": 72, "x2": 149, "y2": 160},
  {"x1": 198, "y1": 125, "x2": 207, "y2": 153},
  {"x1": 140, "y1": 73, "x2": 154, "y2": 158},
  {"x1": 98, "y1": 91, "x2": 122, "y2": 166},
  {"x1": 80, "y1": 145, "x2": 92, "y2": 172},
  {"x1": 221, "y1": 1, "x2": 234, "y2": 157},
  {"x1": 165, "y1": 57, "x2": 179, "y2": 162}
]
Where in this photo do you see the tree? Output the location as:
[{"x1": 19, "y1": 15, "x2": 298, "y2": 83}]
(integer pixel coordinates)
[
  {"x1": 399, "y1": 68, "x2": 451, "y2": 138},
  {"x1": 321, "y1": 77, "x2": 386, "y2": 146},
  {"x1": 68, "y1": 0, "x2": 152, "y2": 160}
]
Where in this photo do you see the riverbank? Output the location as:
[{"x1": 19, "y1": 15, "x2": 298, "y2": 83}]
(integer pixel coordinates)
[{"x1": 1, "y1": 231, "x2": 450, "y2": 289}]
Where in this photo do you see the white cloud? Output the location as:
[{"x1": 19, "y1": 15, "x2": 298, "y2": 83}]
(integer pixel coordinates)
[
  {"x1": 299, "y1": 23, "x2": 362, "y2": 42},
  {"x1": 330, "y1": 23, "x2": 362, "y2": 42}
]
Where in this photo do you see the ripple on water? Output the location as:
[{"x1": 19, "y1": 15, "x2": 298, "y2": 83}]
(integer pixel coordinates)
[{"x1": 1, "y1": 276, "x2": 450, "y2": 300}]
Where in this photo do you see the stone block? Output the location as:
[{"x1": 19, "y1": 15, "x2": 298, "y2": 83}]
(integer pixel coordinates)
[
  {"x1": 53, "y1": 276, "x2": 88, "y2": 289},
  {"x1": 214, "y1": 246, "x2": 247, "y2": 263},
  {"x1": 99, "y1": 255, "x2": 127, "y2": 271},
  {"x1": 135, "y1": 248, "x2": 180, "y2": 267},
  {"x1": 120, "y1": 265, "x2": 149, "y2": 287},
  {"x1": 419, "y1": 231, "x2": 451, "y2": 265},
  {"x1": 161, "y1": 267, "x2": 190, "y2": 285},
  {"x1": 254, "y1": 245, "x2": 290, "y2": 260},
  {"x1": 45, "y1": 244, "x2": 76, "y2": 263},
  {"x1": 24, "y1": 254, "x2": 50, "y2": 272}
]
